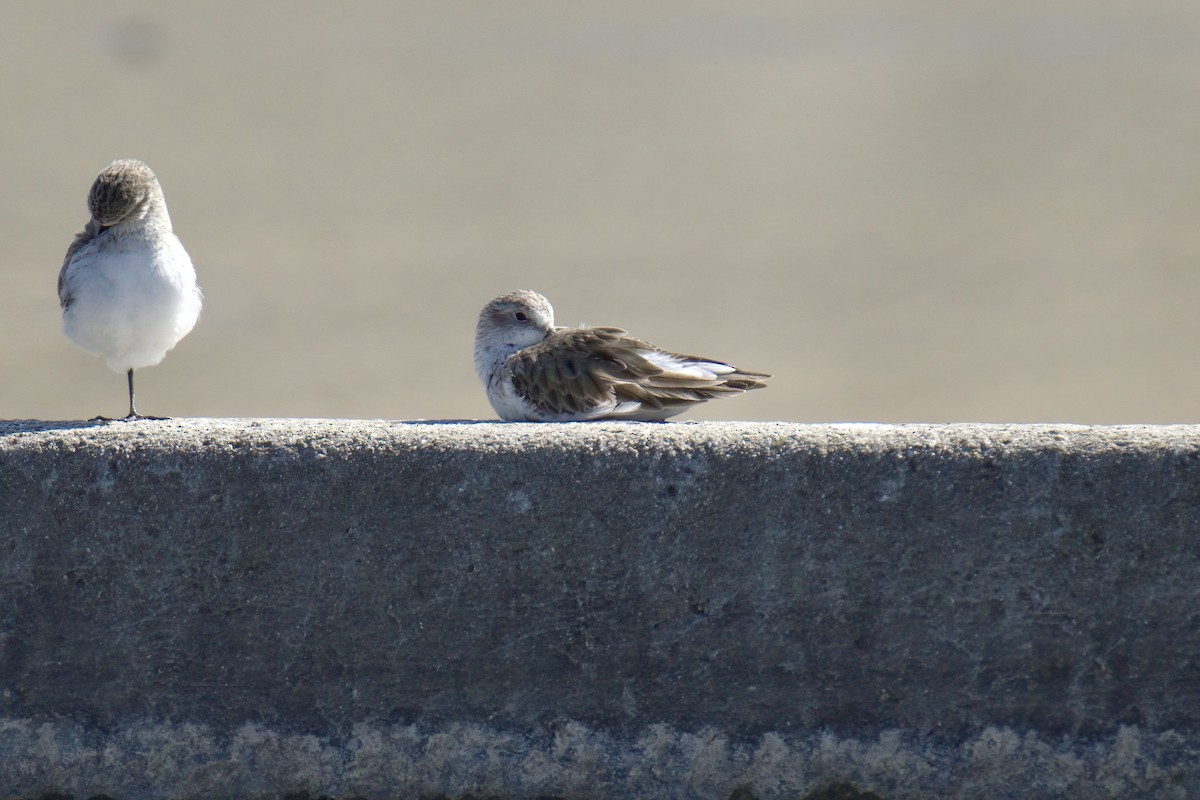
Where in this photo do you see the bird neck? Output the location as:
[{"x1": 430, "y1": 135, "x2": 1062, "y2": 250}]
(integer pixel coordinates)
[{"x1": 474, "y1": 337, "x2": 518, "y2": 385}]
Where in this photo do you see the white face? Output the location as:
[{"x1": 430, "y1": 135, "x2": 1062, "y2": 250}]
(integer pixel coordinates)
[{"x1": 475, "y1": 290, "x2": 556, "y2": 352}]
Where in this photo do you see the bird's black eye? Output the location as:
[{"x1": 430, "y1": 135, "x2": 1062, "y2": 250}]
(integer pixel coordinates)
[{"x1": 515, "y1": 312, "x2": 528, "y2": 321}]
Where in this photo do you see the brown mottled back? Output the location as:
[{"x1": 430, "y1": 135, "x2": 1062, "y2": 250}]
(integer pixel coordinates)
[{"x1": 510, "y1": 327, "x2": 768, "y2": 417}]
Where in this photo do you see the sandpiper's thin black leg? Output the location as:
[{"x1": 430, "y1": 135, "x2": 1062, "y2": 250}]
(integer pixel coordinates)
[
  {"x1": 127, "y1": 368, "x2": 137, "y2": 419},
  {"x1": 120, "y1": 369, "x2": 169, "y2": 421}
]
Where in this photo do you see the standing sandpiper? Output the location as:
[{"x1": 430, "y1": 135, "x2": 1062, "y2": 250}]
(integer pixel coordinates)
[
  {"x1": 474, "y1": 290, "x2": 768, "y2": 421},
  {"x1": 58, "y1": 158, "x2": 203, "y2": 420}
]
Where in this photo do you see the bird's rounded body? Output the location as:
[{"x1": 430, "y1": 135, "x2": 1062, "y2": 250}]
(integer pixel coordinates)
[{"x1": 60, "y1": 221, "x2": 200, "y2": 373}]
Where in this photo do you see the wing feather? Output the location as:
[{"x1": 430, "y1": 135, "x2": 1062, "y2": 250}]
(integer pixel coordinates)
[
  {"x1": 57, "y1": 219, "x2": 108, "y2": 310},
  {"x1": 509, "y1": 327, "x2": 769, "y2": 419}
]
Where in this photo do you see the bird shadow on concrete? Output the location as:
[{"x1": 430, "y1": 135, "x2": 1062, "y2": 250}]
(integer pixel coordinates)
[
  {"x1": 387, "y1": 419, "x2": 679, "y2": 425},
  {"x1": 0, "y1": 419, "x2": 118, "y2": 435},
  {"x1": 388, "y1": 419, "x2": 507, "y2": 425}
]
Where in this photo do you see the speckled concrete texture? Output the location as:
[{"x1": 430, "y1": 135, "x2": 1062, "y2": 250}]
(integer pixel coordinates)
[{"x1": 0, "y1": 419, "x2": 1198, "y2": 799}]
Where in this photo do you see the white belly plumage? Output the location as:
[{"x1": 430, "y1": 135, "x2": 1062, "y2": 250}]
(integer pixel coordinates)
[{"x1": 61, "y1": 232, "x2": 202, "y2": 373}]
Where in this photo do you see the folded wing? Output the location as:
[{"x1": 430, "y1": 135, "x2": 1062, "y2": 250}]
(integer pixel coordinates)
[
  {"x1": 58, "y1": 219, "x2": 108, "y2": 310},
  {"x1": 508, "y1": 327, "x2": 769, "y2": 419}
]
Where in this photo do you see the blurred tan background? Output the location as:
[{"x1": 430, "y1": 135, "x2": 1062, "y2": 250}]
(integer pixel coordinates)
[{"x1": 3, "y1": 2, "x2": 1199, "y2": 423}]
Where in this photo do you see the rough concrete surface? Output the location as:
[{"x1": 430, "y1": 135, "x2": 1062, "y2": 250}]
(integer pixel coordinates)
[{"x1": 0, "y1": 419, "x2": 1198, "y2": 799}]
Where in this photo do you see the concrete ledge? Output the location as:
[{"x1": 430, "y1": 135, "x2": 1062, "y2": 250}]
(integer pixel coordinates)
[{"x1": 1, "y1": 419, "x2": 1198, "y2": 799}]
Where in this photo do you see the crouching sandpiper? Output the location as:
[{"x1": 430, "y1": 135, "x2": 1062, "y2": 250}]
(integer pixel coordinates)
[{"x1": 474, "y1": 289, "x2": 768, "y2": 421}]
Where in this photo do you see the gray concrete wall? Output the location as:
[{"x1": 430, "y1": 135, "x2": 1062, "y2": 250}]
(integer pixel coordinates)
[{"x1": 0, "y1": 419, "x2": 1197, "y2": 799}]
